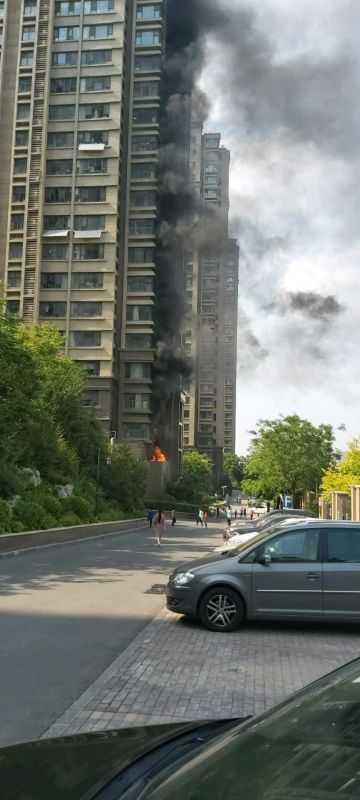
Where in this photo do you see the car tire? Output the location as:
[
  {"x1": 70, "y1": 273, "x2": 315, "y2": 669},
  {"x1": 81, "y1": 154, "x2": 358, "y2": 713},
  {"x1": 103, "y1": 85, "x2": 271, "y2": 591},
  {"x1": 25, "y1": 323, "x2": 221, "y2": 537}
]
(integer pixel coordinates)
[{"x1": 199, "y1": 586, "x2": 245, "y2": 632}]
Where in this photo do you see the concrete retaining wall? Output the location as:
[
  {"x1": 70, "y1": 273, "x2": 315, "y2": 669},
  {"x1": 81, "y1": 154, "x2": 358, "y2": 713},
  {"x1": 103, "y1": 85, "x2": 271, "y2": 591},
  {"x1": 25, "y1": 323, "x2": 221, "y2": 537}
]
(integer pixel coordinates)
[{"x1": 0, "y1": 518, "x2": 146, "y2": 555}]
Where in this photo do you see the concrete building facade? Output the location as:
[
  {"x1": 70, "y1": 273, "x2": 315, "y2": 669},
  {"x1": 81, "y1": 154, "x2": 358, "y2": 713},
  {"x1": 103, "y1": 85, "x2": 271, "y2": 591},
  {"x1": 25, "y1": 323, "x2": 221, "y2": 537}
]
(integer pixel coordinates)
[
  {"x1": 0, "y1": 0, "x2": 166, "y2": 448},
  {"x1": 184, "y1": 121, "x2": 239, "y2": 478}
]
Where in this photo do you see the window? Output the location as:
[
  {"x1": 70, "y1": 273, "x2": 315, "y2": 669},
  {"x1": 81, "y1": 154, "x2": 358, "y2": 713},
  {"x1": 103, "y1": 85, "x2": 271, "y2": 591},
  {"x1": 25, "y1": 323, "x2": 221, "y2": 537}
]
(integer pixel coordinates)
[
  {"x1": 17, "y1": 104, "x2": 30, "y2": 120},
  {"x1": 124, "y1": 394, "x2": 151, "y2": 411},
  {"x1": 41, "y1": 273, "x2": 68, "y2": 289},
  {"x1": 136, "y1": 30, "x2": 161, "y2": 47},
  {"x1": 12, "y1": 186, "x2": 26, "y2": 202},
  {"x1": 19, "y1": 77, "x2": 31, "y2": 93},
  {"x1": 79, "y1": 103, "x2": 110, "y2": 119},
  {"x1": 127, "y1": 276, "x2": 153, "y2": 292},
  {"x1": 40, "y1": 301, "x2": 66, "y2": 317},
  {"x1": 129, "y1": 218, "x2": 155, "y2": 235},
  {"x1": 73, "y1": 243, "x2": 104, "y2": 259},
  {"x1": 83, "y1": 23, "x2": 113, "y2": 39},
  {"x1": 135, "y1": 54, "x2": 161, "y2": 72},
  {"x1": 125, "y1": 333, "x2": 152, "y2": 349},
  {"x1": 22, "y1": 25, "x2": 35, "y2": 41},
  {"x1": 84, "y1": 0, "x2": 114, "y2": 11},
  {"x1": 42, "y1": 244, "x2": 68, "y2": 260},
  {"x1": 11, "y1": 214, "x2": 24, "y2": 230},
  {"x1": 75, "y1": 186, "x2": 106, "y2": 202},
  {"x1": 128, "y1": 247, "x2": 154, "y2": 263},
  {"x1": 45, "y1": 187, "x2": 72, "y2": 203},
  {"x1": 9, "y1": 242, "x2": 23, "y2": 259},
  {"x1": 52, "y1": 51, "x2": 78, "y2": 66},
  {"x1": 76, "y1": 360, "x2": 100, "y2": 376},
  {"x1": 74, "y1": 215, "x2": 105, "y2": 231},
  {"x1": 82, "y1": 390, "x2": 100, "y2": 407},
  {"x1": 20, "y1": 51, "x2": 34, "y2": 66},
  {"x1": 132, "y1": 134, "x2": 158, "y2": 152},
  {"x1": 259, "y1": 530, "x2": 320, "y2": 563},
  {"x1": 136, "y1": 4, "x2": 162, "y2": 20},
  {"x1": 47, "y1": 131, "x2": 74, "y2": 148},
  {"x1": 47, "y1": 159, "x2": 73, "y2": 175},
  {"x1": 71, "y1": 301, "x2": 102, "y2": 316},
  {"x1": 70, "y1": 331, "x2": 101, "y2": 347},
  {"x1": 134, "y1": 80, "x2": 160, "y2": 98},
  {"x1": 78, "y1": 130, "x2": 109, "y2": 145},
  {"x1": 130, "y1": 190, "x2": 156, "y2": 207},
  {"x1": 7, "y1": 272, "x2": 21, "y2": 289},
  {"x1": 49, "y1": 104, "x2": 75, "y2": 120},
  {"x1": 76, "y1": 158, "x2": 107, "y2": 174},
  {"x1": 80, "y1": 75, "x2": 111, "y2": 92},
  {"x1": 125, "y1": 363, "x2": 151, "y2": 379},
  {"x1": 15, "y1": 130, "x2": 29, "y2": 147},
  {"x1": 126, "y1": 305, "x2": 153, "y2": 321},
  {"x1": 327, "y1": 529, "x2": 360, "y2": 563},
  {"x1": 123, "y1": 423, "x2": 150, "y2": 440},
  {"x1": 81, "y1": 49, "x2": 112, "y2": 65},
  {"x1": 54, "y1": 25, "x2": 80, "y2": 41},
  {"x1": 50, "y1": 77, "x2": 77, "y2": 93},
  {"x1": 43, "y1": 215, "x2": 70, "y2": 230},
  {"x1": 71, "y1": 272, "x2": 103, "y2": 288},
  {"x1": 55, "y1": 1, "x2": 82, "y2": 14},
  {"x1": 133, "y1": 108, "x2": 159, "y2": 125},
  {"x1": 6, "y1": 300, "x2": 20, "y2": 316},
  {"x1": 131, "y1": 162, "x2": 156, "y2": 180}
]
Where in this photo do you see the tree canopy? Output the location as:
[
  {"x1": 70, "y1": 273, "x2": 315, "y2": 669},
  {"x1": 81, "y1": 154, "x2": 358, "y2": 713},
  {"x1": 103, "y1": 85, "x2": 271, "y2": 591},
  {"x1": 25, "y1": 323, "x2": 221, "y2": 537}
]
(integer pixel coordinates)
[
  {"x1": 172, "y1": 450, "x2": 213, "y2": 504},
  {"x1": 243, "y1": 415, "x2": 335, "y2": 501},
  {"x1": 223, "y1": 453, "x2": 246, "y2": 490},
  {"x1": 321, "y1": 438, "x2": 360, "y2": 500}
]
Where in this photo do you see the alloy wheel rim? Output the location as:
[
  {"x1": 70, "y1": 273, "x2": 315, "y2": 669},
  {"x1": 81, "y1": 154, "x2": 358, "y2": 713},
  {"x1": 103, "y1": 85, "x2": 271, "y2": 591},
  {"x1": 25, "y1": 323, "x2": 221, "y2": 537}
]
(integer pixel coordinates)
[{"x1": 206, "y1": 593, "x2": 237, "y2": 627}]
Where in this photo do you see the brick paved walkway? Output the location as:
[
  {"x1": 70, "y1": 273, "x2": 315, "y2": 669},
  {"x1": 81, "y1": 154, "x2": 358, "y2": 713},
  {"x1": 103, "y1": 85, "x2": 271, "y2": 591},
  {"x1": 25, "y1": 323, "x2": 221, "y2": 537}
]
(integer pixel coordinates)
[{"x1": 44, "y1": 607, "x2": 360, "y2": 738}]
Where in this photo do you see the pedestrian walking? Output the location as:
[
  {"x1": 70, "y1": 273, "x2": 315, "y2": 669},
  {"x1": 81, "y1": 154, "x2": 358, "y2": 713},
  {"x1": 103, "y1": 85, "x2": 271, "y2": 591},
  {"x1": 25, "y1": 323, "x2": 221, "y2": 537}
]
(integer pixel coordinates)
[
  {"x1": 216, "y1": 506, "x2": 220, "y2": 520},
  {"x1": 154, "y1": 509, "x2": 166, "y2": 545},
  {"x1": 197, "y1": 509, "x2": 204, "y2": 527},
  {"x1": 171, "y1": 509, "x2": 176, "y2": 527},
  {"x1": 147, "y1": 509, "x2": 154, "y2": 528},
  {"x1": 226, "y1": 506, "x2": 232, "y2": 528},
  {"x1": 203, "y1": 510, "x2": 208, "y2": 527},
  {"x1": 243, "y1": 507, "x2": 247, "y2": 517},
  {"x1": 267, "y1": 501, "x2": 271, "y2": 513},
  {"x1": 234, "y1": 509, "x2": 238, "y2": 520}
]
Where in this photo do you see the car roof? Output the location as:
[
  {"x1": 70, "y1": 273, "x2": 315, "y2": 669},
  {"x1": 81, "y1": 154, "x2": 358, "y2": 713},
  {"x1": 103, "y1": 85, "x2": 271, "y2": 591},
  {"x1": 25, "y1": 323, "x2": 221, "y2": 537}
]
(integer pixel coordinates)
[{"x1": 277, "y1": 519, "x2": 360, "y2": 529}]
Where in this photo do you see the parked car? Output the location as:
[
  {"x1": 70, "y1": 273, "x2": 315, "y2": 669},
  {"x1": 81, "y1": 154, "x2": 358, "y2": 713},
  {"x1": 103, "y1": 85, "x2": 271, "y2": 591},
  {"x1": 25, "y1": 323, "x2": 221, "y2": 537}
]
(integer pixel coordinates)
[
  {"x1": 3, "y1": 656, "x2": 360, "y2": 798},
  {"x1": 215, "y1": 515, "x2": 314, "y2": 554},
  {"x1": 229, "y1": 507, "x2": 316, "y2": 534},
  {"x1": 167, "y1": 520, "x2": 360, "y2": 632}
]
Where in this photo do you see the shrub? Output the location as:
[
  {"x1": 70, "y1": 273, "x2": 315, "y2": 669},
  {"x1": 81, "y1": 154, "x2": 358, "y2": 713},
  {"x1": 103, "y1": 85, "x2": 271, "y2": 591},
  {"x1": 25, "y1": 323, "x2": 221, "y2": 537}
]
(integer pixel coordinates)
[
  {"x1": 59, "y1": 512, "x2": 81, "y2": 527},
  {"x1": 0, "y1": 500, "x2": 11, "y2": 533},
  {"x1": 40, "y1": 494, "x2": 62, "y2": 518},
  {"x1": 43, "y1": 515, "x2": 59, "y2": 529},
  {"x1": 13, "y1": 500, "x2": 48, "y2": 531},
  {"x1": 9, "y1": 520, "x2": 25, "y2": 533},
  {"x1": 97, "y1": 506, "x2": 125, "y2": 522},
  {"x1": 60, "y1": 495, "x2": 92, "y2": 521}
]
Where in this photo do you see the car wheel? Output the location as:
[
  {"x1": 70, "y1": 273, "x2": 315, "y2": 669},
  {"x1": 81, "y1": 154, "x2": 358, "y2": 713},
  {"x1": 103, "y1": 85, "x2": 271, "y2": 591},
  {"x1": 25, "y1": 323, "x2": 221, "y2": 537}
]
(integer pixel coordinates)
[{"x1": 199, "y1": 586, "x2": 245, "y2": 632}]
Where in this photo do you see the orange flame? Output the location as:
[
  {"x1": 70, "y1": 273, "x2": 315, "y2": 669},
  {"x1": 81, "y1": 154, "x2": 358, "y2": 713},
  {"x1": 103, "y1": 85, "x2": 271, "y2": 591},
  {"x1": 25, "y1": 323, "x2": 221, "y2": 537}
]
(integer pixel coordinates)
[{"x1": 151, "y1": 445, "x2": 167, "y2": 463}]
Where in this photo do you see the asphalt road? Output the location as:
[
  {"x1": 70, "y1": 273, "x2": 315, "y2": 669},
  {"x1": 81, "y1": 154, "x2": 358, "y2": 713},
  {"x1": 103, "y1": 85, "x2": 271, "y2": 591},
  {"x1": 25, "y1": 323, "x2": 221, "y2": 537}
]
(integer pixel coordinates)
[{"x1": 0, "y1": 521, "x2": 221, "y2": 747}]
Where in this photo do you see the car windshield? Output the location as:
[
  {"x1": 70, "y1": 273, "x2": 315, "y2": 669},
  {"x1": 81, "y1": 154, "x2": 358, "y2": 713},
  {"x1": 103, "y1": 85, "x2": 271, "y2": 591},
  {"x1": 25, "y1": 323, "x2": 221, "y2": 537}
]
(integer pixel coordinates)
[
  {"x1": 140, "y1": 658, "x2": 360, "y2": 799},
  {"x1": 228, "y1": 518, "x2": 310, "y2": 556}
]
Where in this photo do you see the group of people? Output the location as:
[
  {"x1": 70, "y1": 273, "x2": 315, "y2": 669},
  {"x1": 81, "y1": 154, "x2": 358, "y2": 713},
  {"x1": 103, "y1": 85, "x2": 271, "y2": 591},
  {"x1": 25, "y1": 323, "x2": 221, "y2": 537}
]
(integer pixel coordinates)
[{"x1": 196, "y1": 509, "x2": 208, "y2": 527}]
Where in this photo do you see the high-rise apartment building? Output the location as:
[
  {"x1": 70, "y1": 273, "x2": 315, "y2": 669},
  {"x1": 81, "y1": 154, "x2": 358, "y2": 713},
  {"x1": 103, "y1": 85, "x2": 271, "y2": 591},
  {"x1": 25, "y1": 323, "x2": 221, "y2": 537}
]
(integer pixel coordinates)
[
  {"x1": 0, "y1": 0, "x2": 166, "y2": 453},
  {"x1": 184, "y1": 119, "x2": 239, "y2": 478}
]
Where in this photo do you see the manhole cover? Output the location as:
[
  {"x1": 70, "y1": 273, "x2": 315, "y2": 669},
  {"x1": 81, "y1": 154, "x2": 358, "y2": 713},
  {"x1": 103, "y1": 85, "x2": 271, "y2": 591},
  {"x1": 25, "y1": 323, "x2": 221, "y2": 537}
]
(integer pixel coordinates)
[{"x1": 145, "y1": 584, "x2": 166, "y2": 595}]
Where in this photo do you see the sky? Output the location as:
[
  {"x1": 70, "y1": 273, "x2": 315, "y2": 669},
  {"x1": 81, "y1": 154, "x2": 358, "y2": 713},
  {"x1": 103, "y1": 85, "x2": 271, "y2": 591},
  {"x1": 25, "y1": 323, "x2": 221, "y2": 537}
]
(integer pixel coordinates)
[{"x1": 198, "y1": 0, "x2": 360, "y2": 455}]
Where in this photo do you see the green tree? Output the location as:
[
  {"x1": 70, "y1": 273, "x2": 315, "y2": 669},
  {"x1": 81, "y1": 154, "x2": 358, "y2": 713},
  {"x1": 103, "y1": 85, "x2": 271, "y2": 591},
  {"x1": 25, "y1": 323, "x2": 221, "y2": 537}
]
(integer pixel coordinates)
[
  {"x1": 101, "y1": 444, "x2": 147, "y2": 512},
  {"x1": 223, "y1": 453, "x2": 247, "y2": 490},
  {"x1": 243, "y1": 415, "x2": 335, "y2": 502},
  {"x1": 172, "y1": 450, "x2": 213, "y2": 504},
  {"x1": 321, "y1": 438, "x2": 360, "y2": 500}
]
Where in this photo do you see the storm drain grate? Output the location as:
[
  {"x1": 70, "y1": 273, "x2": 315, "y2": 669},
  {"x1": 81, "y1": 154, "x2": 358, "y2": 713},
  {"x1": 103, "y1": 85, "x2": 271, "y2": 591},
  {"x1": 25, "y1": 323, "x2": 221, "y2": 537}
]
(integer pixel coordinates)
[{"x1": 145, "y1": 584, "x2": 166, "y2": 595}]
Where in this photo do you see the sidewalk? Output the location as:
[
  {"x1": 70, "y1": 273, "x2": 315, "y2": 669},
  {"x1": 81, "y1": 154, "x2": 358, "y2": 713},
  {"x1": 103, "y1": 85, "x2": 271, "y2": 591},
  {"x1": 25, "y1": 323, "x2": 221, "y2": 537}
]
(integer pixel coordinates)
[{"x1": 44, "y1": 605, "x2": 360, "y2": 738}]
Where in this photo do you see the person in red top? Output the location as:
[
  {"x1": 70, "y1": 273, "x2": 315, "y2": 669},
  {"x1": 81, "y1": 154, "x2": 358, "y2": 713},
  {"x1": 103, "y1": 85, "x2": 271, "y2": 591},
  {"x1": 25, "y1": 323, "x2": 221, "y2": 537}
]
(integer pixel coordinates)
[{"x1": 203, "y1": 510, "x2": 208, "y2": 528}]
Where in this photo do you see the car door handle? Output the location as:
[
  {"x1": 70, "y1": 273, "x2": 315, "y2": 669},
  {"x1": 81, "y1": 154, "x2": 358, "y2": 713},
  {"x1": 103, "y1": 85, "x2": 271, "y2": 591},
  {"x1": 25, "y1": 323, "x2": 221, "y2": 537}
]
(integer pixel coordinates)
[{"x1": 306, "y1": 572, "x2": 320, "y2": 581}]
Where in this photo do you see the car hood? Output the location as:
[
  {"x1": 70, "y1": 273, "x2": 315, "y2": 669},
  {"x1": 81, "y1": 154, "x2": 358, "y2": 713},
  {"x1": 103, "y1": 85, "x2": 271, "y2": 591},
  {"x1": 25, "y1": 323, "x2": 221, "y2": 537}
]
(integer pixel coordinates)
[
  {"x1": 172, "y1": 551, "x2": 235, "y2": 575},
  {"x1": 0, "y1": 723, "x2": 212, "y2": 800}
]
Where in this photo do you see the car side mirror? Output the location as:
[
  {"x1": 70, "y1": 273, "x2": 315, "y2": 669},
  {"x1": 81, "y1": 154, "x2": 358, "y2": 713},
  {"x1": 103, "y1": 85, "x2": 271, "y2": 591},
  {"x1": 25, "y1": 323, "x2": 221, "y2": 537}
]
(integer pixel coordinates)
[{"x1": 258, "y1": 551, "x2": 271, "y2": 566}]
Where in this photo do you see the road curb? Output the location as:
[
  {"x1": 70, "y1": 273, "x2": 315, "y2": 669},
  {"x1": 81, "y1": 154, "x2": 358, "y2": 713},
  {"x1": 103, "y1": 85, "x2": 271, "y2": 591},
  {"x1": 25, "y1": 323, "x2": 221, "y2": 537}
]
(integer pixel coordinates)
[{"x1": 0, "y1": 524, "x2": 148, "y2": 560}]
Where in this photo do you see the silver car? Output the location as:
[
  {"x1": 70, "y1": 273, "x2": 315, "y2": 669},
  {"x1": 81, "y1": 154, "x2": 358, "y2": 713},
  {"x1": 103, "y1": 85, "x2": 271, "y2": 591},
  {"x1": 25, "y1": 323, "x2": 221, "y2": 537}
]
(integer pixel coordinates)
[{"x1": 166, "y1": 520, "x2": 360, "y2": 632}]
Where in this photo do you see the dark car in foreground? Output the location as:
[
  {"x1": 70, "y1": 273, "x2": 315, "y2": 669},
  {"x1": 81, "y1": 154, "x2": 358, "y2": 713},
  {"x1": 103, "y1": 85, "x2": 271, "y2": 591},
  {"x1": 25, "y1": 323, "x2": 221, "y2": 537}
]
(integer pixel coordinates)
[
  {"x1": 3, "y1": 657, "x2": 360, "y2": 798},
  {"x1": 167, "y1": 520, "x2": 360, "y2": 631}
]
